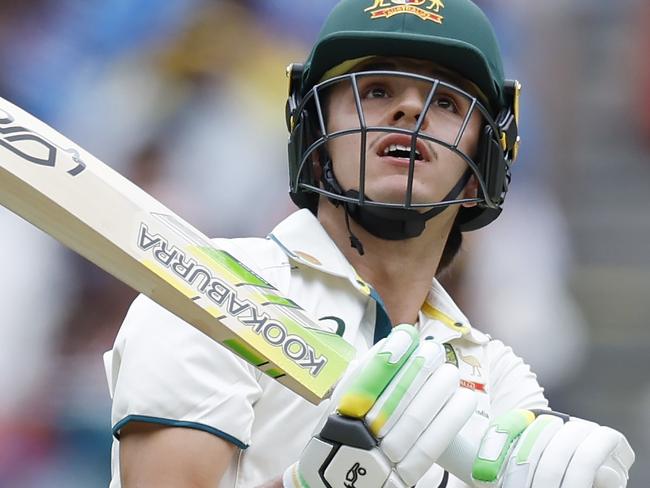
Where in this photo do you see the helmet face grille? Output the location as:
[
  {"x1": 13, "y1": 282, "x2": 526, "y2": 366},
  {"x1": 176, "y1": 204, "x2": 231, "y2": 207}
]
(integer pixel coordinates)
[{"x1": 287, "y1": 69, "x2": 515, "y2": 230}]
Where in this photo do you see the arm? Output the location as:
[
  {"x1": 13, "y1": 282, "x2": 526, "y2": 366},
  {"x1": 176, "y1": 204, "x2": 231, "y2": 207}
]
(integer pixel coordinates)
[
  {"x1": 120, "y1": 421, "x2": 236, "y2": 488},
  {"x1": 487, "y1": 339, "x2": 548, "y2": 416},
  {"x1": 107, "y1": 295, "x2": 263, "y2": 486}
]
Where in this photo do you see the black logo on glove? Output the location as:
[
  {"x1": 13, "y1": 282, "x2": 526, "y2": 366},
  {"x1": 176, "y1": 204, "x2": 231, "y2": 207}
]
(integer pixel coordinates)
[{"x1": 344, "y1": 462, "x2": 367, "y2": 488}]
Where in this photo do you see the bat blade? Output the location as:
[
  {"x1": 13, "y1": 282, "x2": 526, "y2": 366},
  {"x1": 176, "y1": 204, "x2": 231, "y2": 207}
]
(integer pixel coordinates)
[{"x1": 0, "y1": 97, "x2": 354, "y2": 404}]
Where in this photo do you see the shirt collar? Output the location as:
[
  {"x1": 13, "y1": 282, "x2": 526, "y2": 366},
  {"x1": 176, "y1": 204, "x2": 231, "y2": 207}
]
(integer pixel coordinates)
[
  {"x1": 268, "y1": 209, "x2": 488, "y2": 344},
  {"x1": 268, "y1": 209, "x2": 368, "y2": 292},
  {"x1": 419, "y1": 280, "x2": 489, "y2": 345}
]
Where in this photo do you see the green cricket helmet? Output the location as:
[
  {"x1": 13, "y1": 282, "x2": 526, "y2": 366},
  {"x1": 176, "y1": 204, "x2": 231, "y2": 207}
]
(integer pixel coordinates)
[{"x1": 286, "y1": 0, "x2": 520, "y2": 245}]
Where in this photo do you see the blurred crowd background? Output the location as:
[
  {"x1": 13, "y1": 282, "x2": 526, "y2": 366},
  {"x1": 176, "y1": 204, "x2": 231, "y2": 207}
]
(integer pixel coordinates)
[{"x1": 0, "y1": 0, "x2": 648, "y2": 486}]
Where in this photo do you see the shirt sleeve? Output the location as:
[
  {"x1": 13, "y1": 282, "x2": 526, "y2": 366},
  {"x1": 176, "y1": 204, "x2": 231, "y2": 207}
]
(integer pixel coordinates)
[
  {"x1": 486, "y1": 339, "x2": 549, "y2": 418},
  {"x1": 106, "y1": 293, "x2": 263, "y2": 449}
]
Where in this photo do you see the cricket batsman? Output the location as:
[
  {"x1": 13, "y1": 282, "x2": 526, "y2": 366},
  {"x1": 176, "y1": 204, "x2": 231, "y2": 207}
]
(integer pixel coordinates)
[{"x1": 104, "y1": 0, "x2": 635, "y2": 486}]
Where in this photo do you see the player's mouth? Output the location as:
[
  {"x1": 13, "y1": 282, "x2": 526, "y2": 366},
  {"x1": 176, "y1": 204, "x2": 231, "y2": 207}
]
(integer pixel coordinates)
[{"x1": 376, "y1": 134, "x2": 433, "y2": 166}]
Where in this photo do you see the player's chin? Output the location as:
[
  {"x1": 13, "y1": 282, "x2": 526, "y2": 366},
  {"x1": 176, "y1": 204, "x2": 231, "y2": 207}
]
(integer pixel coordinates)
[{"x1": 366, "y1": 179, "x2": 441, "y2": 207}]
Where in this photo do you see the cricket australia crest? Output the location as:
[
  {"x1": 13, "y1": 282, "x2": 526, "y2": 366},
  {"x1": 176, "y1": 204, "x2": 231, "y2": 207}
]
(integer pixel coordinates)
[{"x1": 365, "y1": 0, "x2": 445, "y2": 24}]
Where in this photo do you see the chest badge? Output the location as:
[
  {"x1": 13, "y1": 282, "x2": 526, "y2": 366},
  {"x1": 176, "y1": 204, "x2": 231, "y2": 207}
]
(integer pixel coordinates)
[
  {"x1": 446, "y1": 343, "x2": 488, "y2": 394},
  {"x1": 443, "y1": 343, "x2": 458, "y2": 367}
]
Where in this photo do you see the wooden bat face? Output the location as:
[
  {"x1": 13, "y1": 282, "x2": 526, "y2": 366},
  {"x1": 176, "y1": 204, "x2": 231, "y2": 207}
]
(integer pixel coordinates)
[{"x1": 0, "y1": 98, "x2": 354, "y2": 404}]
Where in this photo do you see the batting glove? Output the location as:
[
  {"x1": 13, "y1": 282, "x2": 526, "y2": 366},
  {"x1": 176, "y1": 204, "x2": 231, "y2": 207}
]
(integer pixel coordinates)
[
  {"x1": 471, "y1": 409, "x2": 635, "y2": 488},
  {"x1": 283, "y1": 324, "x2": 477, "y2": 488}
]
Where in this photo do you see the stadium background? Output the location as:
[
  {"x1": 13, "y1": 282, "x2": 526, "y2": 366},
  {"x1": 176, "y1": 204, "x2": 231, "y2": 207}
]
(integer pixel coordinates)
[{"x1": 0, "y1": 0, "x2": 648, "y2": 485}]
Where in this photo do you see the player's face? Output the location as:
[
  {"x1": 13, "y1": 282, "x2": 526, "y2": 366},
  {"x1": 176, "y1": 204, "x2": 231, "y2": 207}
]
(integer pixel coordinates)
[{"x1": 323, "y1": 57, "x2": 483, "y2": 206}]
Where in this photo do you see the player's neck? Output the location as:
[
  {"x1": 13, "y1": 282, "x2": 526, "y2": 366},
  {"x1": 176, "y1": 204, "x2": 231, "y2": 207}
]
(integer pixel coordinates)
[{"x1": 318, "y1": 201, "x2": 456, "y2": 325}]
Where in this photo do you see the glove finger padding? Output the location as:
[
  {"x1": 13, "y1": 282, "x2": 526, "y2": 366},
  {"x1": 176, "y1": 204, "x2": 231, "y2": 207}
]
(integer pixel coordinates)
[
  {"x1": 597, "y1": 431, "x2": 635, "y2": 487},
  {"x1": 396, "y1": 386, "x2": 477, "y2": 486},
  {"x1": 472, "y1": 409, "x2": 539, "y2": 486},
  {"x1": 380, "y1": 362, "x2": 459, "y2": 463},
  {"x1": 337, "y1": 324, "x2": 420, "y2": 419},
  {"x1": 500, "y1": 414, "x2": 565, "y2": 488},
  {"x1": 529, "y1": 419, "x2": 597, "y2": 488},
  {"x1": 562, "y1": 426, "x2": 635, "y2": 488},
  {"x1": 365, "y1": 340, "x2": 447, "y2": 439}
]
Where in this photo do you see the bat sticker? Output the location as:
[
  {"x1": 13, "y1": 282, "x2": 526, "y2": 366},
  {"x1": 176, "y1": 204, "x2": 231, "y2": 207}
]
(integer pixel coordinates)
[{"x1": 0, "y1": 108, "x2": 85, "y2": 174}]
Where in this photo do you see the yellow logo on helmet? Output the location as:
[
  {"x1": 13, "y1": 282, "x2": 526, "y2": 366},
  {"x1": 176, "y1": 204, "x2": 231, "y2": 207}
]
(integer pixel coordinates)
[{"x1": 365, "y1": 0, "x2": 445, "y2": 23}]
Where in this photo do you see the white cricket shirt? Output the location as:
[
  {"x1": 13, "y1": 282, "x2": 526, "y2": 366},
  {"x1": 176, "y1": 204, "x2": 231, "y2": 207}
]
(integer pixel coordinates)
[{"x1": 104, "y1": 209, "x2": 548, "y2": 487}]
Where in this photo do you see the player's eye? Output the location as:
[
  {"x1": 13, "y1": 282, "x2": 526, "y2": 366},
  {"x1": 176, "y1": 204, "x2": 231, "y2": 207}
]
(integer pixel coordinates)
[
  {"x1": 433, "y1": 95, "x2": 458, "y2": 113},
  {"x1": 364, "y1": 85, "x2": 390, "y2": 99}
]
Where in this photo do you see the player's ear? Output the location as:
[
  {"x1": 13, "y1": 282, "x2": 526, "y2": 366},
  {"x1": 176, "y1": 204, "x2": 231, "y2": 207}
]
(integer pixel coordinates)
[{"x1": 461, "y1": 175, "x2": 478, "y2": 208}]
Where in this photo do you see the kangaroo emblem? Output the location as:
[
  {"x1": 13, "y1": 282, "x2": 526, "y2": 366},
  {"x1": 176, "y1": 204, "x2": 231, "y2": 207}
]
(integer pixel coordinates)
[{"x1": 428, "y1": 0, "x2": 445, "y2": 12}]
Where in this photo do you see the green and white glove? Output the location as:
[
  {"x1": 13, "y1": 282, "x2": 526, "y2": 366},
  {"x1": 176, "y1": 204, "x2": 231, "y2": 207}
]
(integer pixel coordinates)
[
  {"x1": 283, "y1": 324, "x2": 477, "y2": 488},
  {"x1": 471, "y1": 409, "x2": 635, "y2": 488}
]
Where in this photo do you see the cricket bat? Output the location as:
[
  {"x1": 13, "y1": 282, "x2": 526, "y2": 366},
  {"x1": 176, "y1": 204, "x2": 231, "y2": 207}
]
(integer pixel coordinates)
[
  {"x1": 0, "y1": 96, "x2": 354, "y2": 405},
  {"x1": 0, "y1": 96, "x2": 482, "y2": 482}
]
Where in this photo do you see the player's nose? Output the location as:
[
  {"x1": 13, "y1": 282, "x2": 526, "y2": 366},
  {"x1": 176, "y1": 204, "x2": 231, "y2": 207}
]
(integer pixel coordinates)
[{"x1": 390, "y1": 86, "x2": 430, "y2": 131}]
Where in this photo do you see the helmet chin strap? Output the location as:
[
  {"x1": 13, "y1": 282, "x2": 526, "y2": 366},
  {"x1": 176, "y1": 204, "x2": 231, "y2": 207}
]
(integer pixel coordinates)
[{"x1": 321, "y1": 158, "x2": 472, "y2": 254}]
